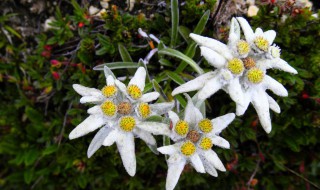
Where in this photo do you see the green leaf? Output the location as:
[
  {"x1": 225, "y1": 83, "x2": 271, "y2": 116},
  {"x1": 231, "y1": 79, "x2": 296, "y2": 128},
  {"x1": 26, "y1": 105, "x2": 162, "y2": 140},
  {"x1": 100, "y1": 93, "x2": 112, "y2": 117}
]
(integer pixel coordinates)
[
  {"x1": 25, "y1": 107, "x2": 44, "y2": 124},
  {"x1": 175, "y1": 10, "x2": 210, "y2": 73},
  {"x1": 193, "y1": 10, "x2": 210, "y2": 34},
  {"x1": 118, "y1": 43, "x2": 133, "y2": 62},
  {"x1": 42, "y1": 145, "x2": 58, "y2": 156},
  {"x1": 159, "y1": 58, "x2": 173, "y2": 67},
  {"x1": 24, "y1": 169, "x2": 34, "y2": 184},
  {"x1": 158, "y1": 48, "x2": 204, "y2": 74},
  {"x1": 170, "y1": 0, "x2": 179, "y2": 48},
  {"x1": 97, "y1": 34, "x2": 115, "y2": 54},
  {"x1": 175, "y1": 94, "x2": 187, "y2": 108},
  {"x1": 24, "y1": 149, "x2": 39, "y2": 166},
  {"x1": 178, "y1": 26, "x2": 191, "y2": 43},
  {"x1": 165, "y1": 71, "x2": 185, "y2": 85},
  {"x1": 152, "y1": 79, "x2": 168, "y2": 101},
  {"x1": 93, "y1": 62, "x2": 138, "y2": 70},
  {"x1": 4, "y1": 25, "x2": 21, "y2": 39},
  {"x1": 175, "y1": 42, "x2": 197, "y2": 73},
  {"x1": 144, "y1": 74, "x2": 167, "y2": 93}
]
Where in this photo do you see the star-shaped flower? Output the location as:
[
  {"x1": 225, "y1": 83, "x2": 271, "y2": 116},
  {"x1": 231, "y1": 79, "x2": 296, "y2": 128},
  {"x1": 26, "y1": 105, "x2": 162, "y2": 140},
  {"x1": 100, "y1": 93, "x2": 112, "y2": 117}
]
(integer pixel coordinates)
[
  {"x1": 236, "y1": 67, "x2": 289, "y2": 133},
  {"x1": 236, "y1": 17, "x2": 298, "y2": 74},
  {"x1": 172, "y1": 18, "x2": 250, "y2": 106},
  {"x1": 69, "y1": 66, "x2": 174, "y2": 176},
  {"x1": 158, "y1": 95, "x2": 235, "y2": 190}
]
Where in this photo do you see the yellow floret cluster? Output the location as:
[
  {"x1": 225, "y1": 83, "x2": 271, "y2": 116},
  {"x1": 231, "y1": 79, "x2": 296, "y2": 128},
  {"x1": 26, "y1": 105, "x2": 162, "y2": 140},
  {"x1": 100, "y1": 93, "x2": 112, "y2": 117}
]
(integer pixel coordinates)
[
  {"x1": 127, "y1": 85, "x2": 142, "y2": 99},
  {"x1": 100, "y1": 100, "x2": 117, "y2": 116},
  {"x1": 101, "y1": 85, "x2": 117, "y2": 98},
  {"x1": 180, "y1": 141, "x2": 196, "y2": 156},
  {"x1": 254, "y1": 36, "x2": 269, "y2": 52},
  {"x1": 236, "y1": 40, "x2": 250, "y2": 55},
  {"x1": 227, "y1": 58, "x2": 244, "y2": 75},
  {"x1": 198, "y1": 119, "x2": 213, "y2": 133},
  {"x1": 119, "y1": 116, "x2": 136, "y2": 132},
  {"x1": 138, "y1": 103, "x2": 151, "y2": 118},
  {"x1": 174, "y1": 120, "x2": 189, "y2": 136},
  {"x1": 199, "y1": 137, "x2": 213, "y2": 150},
  {"x1": 247, "y1": 68, "x2": 264, "y2": 84}
]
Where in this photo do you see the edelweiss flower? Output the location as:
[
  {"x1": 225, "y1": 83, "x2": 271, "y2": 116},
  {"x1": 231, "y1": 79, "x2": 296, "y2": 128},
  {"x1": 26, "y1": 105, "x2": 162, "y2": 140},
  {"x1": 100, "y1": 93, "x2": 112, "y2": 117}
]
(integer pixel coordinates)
[
  {"x1": 172, "y1": 18, "x2": 250, "y2": 106},
  {"x1": 69, "y1": 66, "x2": 174, "y2": 176},
  {"x1": 158, "y1": 95, "x2": 235, "y2": 190},
  {"x1": 236, "y1": 17, "x2": 298, "y2": 74},
  {"x1": 236, "y1": 67, "x2": 289, "y2": 133}
]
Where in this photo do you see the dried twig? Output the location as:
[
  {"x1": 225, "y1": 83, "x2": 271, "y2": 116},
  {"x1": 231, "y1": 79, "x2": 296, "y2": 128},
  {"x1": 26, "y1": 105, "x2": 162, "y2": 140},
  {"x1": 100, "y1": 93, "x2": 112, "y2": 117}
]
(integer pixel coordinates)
[
  {"x1": 58, "y1": 101, "x2": 73, "y2": 146},
  {"x1": 284, "y1": 165, "x2": 320, "y2": 190}
]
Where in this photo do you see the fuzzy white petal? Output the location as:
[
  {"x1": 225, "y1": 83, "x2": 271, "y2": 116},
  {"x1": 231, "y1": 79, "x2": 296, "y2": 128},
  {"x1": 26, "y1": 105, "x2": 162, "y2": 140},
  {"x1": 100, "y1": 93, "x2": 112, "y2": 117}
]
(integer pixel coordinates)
[
  {"x1": 134, "y1": 128, "x2": 158, "y2": 154},
  {"x1": 252, "y1": 89, "x2": 272, "y2": 133},
  {"x1": 157, "y1": 145, "x2": 179, "y2": 155},
  {"x1": 140, "y1": 92, "x2": 160, "y2": 102},
  {"x1": 87, "y1": 126, "x2": 113, "y2": 158},
  {"x1": 202, "y1": 158, "x2": 218, "y2": 177},
  {"x1": 258, "y1": 58, "x2": 298, "y2": 74},
  {"x1": 263, "y1": 75, "x2": 288, "y2": 97},
  {"x1": 150, "y1": 102, "x2": 175, "y2": 115},
  {"x1": 166, "y1": 154, "x2": 186, "y2": 190},
  {"x1": 203, "y1": 150, "x2": 226, "y2": 171},
  {"x1": 236, "y1": 95, "x2": 251, "y2": 116},
  {"x1": 184, "y1": 95, "x2": 203, "y2": 126},
  {"x1": 200, "y1": 47, "x2": 227, "y2": 68},
  {"x1": 189, "y1": 33, "x2": 233, "y2": 60},
  {"x1": 87, "y1": 105, "x2": 103, "y2": 115},
  {"x1": 73, "y1": 84, "x2": 102, "y2": 97},
  {"x1": 168, "y1": 111, "x2": 179, "y2": 126},
  {"x1": 115, "y1": 80, "x2": 128, "y2": 94},
  {"x1": 106, "y1": 75, "x2": 115, "y2": 85},
  {"x1": 136, "y1": 122, "x2": 170, "y2": 136},
  {"x1": 211, "y1": 113, "x2": 236, "y2": 134},
  {"x1": 102, "y1": 129, "x2": 118, "y2": 146},
  {"x1": 172, "y1": 71, "x2": 217, "y2": 96},
  {"x1": 267, "y1": 94, "x2": 281, "y2": 113},
  {"x1": 69, "y1": 115, "x2": 105, "y2": 139},
  {"x1": 116, "y1": 132, "x2": 136, "y2": 176},
  {"x1": 129, "y1": 67, "x2": 146, "y2": 91},
  {"x1": 210, "y1": 136, "x2": 230, "y2": 149},
  {"x1": 228, "y1": 17, "x2": 241, "y2": 44},
  {"x1": 190, "y1": 154, "x2": 206, "y2": 173},
  {"x1": 197, "y1": 75, "x2": 223, "y2": 101},
  {"x1": 80, "y1": 96, "x2": 105, "y2": 104},
  {"x1": 264, "y1": 30, "x2": 276, "y2": 45},
  {"x1": 236, "y1": 17, "x2": 255, "y2": 43},
  {"x1": 226, "y1": 78, "x2": 244, "y2": 106},
  {"x1": 103, "y1": 66, "x2": 115, "y2": 79}
]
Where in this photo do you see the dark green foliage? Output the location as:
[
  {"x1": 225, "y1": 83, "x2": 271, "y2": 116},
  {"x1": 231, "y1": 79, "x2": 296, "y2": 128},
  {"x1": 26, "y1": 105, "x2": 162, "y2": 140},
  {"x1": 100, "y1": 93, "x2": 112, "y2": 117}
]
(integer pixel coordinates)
[{"x1": 0, "y1": 0, "x2": 320, "y2": 189}]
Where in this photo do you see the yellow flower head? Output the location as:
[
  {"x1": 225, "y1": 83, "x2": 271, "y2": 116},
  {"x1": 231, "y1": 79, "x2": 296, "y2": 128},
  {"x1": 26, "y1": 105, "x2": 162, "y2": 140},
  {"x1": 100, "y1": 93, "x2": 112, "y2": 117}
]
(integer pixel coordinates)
[
  {"x1": 198, "y1": 119, "x2": 213, "y2": 133},
  {"x1": 227, "y1": 58, "x2": 244, "y2": 75},
  {"x1": 100, "y1": 100, "x2": 117, "y2": 116},
  {"x1": 247, "y1": 67, "x2": 264, "y2": 84},
  {"x1": 138, "y1": 103, "x2": 151, "y2": 118},
  {"x1": 236, "y1": 40, "x2": 250, "y2": 55},
  {"x1": 175, "y1": 120, "x2": 189, "y2": 136},
  {"x1": 119, "y1": 116, "x2": 136, "y2": 132},
  {"x1": 180, "y1": 141, "x2": 196, "y2": 156},
  {"x1": 101, "y1": 85, "x2": 117, "y2": 98},
  {"x1": 254, "y1": 36, "x2": 269, "y2": 52},
  {"x1": 127, "y1": 85, "x2": 142, "y2": 99},
  {"x1": 199, "y1": 137, "x2": 213, "y2": 150}
]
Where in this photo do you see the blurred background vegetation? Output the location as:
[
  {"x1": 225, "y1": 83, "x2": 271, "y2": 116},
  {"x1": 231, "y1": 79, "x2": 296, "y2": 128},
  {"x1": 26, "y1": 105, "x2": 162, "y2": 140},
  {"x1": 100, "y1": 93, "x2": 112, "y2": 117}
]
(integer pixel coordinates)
[{"x1": 0, "y1": 0, "x2": 319, "y2": 189}]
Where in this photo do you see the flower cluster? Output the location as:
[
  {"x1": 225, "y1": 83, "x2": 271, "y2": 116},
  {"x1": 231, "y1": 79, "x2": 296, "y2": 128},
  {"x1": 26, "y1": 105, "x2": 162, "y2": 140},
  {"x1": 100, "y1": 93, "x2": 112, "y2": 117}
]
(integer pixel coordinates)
[
  {"x1": 70, "y1": 66, "x2": 174, "y2": 176},
  {"x1": 172, "y1": 17, "x2": 297, "y2": 133},
  {"x1": 69, "y1": 17, "x2": 297, "y2": 190},
  {"x1": 158, "y1": 95, "x2": 235, "y2": 190}
]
